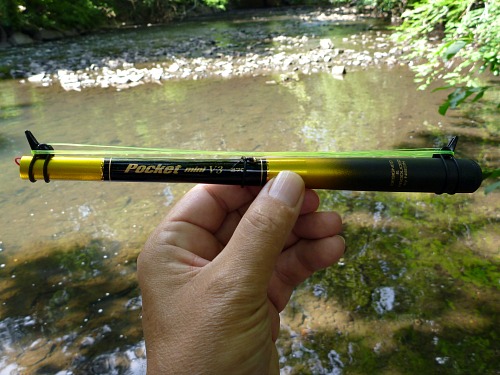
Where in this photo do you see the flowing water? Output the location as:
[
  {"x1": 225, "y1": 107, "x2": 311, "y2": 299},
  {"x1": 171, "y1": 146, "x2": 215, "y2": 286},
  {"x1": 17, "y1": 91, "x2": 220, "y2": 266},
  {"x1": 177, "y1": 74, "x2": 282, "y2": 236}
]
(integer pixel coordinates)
[{"x1": 0, "y1": 8, "x2": 499, "y2": 375}]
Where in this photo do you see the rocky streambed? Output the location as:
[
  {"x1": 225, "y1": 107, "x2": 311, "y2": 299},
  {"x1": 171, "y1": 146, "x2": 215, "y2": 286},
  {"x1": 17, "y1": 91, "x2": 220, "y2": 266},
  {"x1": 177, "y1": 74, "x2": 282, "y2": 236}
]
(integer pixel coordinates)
[{"x1": 0, "y1": 7, "x2": 405, "y2": 91}]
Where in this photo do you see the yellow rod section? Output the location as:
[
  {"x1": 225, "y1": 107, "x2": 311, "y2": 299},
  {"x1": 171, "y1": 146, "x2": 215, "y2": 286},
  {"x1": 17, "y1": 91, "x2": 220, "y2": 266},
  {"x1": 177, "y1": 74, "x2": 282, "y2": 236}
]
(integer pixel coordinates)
[{"x1": 20, "y1": 156, "x2": 104, "y2": 181}]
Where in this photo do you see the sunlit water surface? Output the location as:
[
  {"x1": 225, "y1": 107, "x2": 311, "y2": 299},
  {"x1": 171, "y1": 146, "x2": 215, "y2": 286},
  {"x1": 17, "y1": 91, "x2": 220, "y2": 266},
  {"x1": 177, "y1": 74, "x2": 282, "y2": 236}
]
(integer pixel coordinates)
[{"x1": 0, "y1": 10, "x2": 498, "y2": 375}]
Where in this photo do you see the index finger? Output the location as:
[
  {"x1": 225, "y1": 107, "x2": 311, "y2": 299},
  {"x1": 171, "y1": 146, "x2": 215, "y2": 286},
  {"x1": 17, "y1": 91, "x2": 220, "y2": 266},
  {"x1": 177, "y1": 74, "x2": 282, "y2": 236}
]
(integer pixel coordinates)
[{"x1": 163, "y1": 184, "x2": 259, "y2": 234}]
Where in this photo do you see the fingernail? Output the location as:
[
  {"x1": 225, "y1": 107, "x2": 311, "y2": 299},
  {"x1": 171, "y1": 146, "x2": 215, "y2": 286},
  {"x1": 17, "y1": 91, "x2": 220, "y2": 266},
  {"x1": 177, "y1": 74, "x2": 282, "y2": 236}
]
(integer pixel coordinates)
[
  {"x1": 336, "y1": 235, "x2": 347, "y2": 254},
  {"x1": 268, "y1": 171, "x2": 304, "y2": 207}
]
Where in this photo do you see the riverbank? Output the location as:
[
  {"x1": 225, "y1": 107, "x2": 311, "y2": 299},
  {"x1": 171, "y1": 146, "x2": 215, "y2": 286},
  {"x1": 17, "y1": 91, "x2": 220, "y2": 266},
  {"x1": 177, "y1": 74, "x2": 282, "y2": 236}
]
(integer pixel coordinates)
[{"x1": 0, "y1": 7, "x2": 404, "y2": 91}]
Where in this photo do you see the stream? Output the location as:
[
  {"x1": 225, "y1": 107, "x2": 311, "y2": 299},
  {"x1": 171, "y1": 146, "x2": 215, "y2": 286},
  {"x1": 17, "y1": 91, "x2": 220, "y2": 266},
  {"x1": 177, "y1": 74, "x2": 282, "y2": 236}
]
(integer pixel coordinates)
[{"x1": 0, "y1": 7, "x2": 499, "y2": 375}]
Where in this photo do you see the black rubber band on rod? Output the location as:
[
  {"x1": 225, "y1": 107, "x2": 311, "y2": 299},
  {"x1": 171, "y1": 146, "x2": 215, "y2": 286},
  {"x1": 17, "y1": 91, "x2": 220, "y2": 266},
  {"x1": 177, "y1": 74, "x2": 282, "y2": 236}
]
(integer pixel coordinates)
[
  {"x1": 43, "y1": 155, "x2": 53, "y2": 183},
  {"x1": 241, "y1": 157, "x2": 248, "y2": 187},
  {"x1": 28, "y1": 156, "x2": 38, "y2": 183},
  {"x1": 449, "y1": 157, "x2": 460, "y2": 195},
  {"x1": 436, "y1": 154, "x2": 449, "y2": 195}
]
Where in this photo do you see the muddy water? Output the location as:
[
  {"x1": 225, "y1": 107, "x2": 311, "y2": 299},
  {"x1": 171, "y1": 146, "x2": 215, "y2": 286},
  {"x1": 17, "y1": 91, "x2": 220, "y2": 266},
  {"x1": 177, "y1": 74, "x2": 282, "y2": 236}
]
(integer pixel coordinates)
[
  {"x1": 0, "y1": 9, "x2": 499, "y2": 375},
  {"x1": 0, "y1": 67, "x2": 454, "y2": 254}
]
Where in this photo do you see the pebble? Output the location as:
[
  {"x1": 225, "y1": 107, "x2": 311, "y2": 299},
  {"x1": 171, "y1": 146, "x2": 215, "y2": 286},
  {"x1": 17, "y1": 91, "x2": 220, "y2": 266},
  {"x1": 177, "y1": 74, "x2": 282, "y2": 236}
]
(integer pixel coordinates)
[
  {"x1": 319, "y1": 38, "x2": 334, "y2": 50},
  {"x1": 27, "y1": 72, "x2": 45, "y2": 83},
  {"x1": 331, "y1": 65, "x2": 346, "y2": 76}
]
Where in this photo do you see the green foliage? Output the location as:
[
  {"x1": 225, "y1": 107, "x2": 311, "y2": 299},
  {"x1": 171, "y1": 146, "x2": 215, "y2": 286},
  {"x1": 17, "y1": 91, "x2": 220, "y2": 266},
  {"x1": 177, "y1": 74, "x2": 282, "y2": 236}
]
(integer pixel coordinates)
[
  {"x1": 368, "y1": 0, "x2": 418, "y2": 14},
  {"x1": 0, "y1": 0, "x2": 230, "y2": 31},
  {"x1": 0, "y1": 0, "x2": 419, "y2": 31},
  {"x1": 0, "y1": 0, "x2": 20, "y2": 28},
  {"x1": 394, "y1": 0, "x2": 500, "y2": 114},
  {"x1": 203, "y1": 0, "x2": 227, "y2": 10},
  {"x1": 482, "y1": 168, "x2": 500, "y2": 194},
  {"x1": 302, "y1": 0, "x2": 417, "y2": 15},
  {"x1": 121, "y1": 0, "x2": 229, "y2": 22},
  {"x1": 435, "y1": 86, "x2": 488, "y2": 115},
  {"x1": 0, "y1": 0, "x2": 113, "y2": 31}
]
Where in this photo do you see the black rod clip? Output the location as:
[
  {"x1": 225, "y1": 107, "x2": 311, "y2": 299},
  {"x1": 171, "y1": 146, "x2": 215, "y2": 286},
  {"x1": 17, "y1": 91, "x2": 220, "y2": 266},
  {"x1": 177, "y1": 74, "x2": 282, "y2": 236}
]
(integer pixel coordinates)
[
  {"x1": 25, "y1": 130, "x2": 54, "y2": 183},
  {"x1": 433, "y1": 136, "x2": 458, "y2": 159}
]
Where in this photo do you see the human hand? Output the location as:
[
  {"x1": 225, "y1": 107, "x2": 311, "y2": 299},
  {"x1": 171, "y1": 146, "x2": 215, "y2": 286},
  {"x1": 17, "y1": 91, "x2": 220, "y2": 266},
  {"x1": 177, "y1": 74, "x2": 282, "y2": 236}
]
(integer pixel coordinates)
[{"x1": 137, "y1": 171, "x2": 345, "y2": 374}]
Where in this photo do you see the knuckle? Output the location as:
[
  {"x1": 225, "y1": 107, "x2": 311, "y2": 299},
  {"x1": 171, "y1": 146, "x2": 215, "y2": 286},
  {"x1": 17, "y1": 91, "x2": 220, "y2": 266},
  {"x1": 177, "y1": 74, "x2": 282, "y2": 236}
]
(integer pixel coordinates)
[{"x1": 244, "y1": 205, "x2": 287, "y2": 235}]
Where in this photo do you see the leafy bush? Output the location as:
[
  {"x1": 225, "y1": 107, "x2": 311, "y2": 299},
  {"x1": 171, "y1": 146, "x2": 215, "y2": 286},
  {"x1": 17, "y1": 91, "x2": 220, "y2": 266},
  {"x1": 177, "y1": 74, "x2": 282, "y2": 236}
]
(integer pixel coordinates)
[
  {"x1": 394, "y1": 0, "x2": 499, "y2": 114},
  {"x1": 0, "y1": 0, "x2": 113, "y2": 31},
  {"x1": 0, "y1": 0, "x2": 21, "y2": 29},
  {"x1": 0, "y1": 0, "x2": 230, "y2": 32}
]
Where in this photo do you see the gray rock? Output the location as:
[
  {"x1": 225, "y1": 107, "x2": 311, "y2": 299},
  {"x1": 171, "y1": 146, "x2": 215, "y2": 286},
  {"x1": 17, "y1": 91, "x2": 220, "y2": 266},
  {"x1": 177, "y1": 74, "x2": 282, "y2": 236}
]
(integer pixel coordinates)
[
  {"x1": 62, "y1": 29, "x2": 80, "y2": 38},
  {"x1": 27, "y1": 73, "x2": 46, "y2": 83},
  {"x1": 127, "y1": 69, "x2": 144, "y2": 82},
  {"x1": 9, "y1": 32, "x2": 34, "y2": 46},
  {"x1": 37, "y1": 29, "x2": 65, "y2": 41},
  {"x1": 331, "y1": 65, "x2": 346, "y2": 76},
  {"x1": 319, "y1": 38, "x2": 334, "y2": 50},
  {"x1": 61, "y1": 81, "x2": 82, "y2": 92},
  {"x1": 167, "y1": 62, "x2": 180, "y2": 73},
  {"x1": 149, "y1": 67, "x2": 163, "y2": 81},
  {"x1": 0, "y1": 26, "x2": 8, "y2": 47}
]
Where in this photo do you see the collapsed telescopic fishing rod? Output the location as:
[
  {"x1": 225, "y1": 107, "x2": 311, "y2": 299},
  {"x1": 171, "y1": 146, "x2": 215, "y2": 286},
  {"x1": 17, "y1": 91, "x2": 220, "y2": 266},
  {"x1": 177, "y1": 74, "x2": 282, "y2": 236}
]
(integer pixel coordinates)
[{"x1": 18, "y1": 130, "x2": 483, "y2": 194}]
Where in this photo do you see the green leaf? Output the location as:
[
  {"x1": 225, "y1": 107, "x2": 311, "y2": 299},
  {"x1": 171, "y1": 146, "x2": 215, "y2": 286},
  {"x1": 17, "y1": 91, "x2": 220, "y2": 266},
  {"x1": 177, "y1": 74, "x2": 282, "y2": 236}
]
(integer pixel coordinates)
[
  {"x1": 482, "y1": 169, "x2": 500, "y2": 180},
  {"x1": 485, "y1": 181, "x2": 500, "y2": 195},
  {"x1": 438, "y1": 86, "x2": 489, "y2": 115},
  {"x1": 432, "y1": 85, "x2": 453, "y2": 92},
  {"x1": 438, "y1": 101, "x2": 450, "y2": 116},
  {"x1": 443, "y1": 40, "x2": 467, "y2": 62},
  {"x1": 448, "y1": 88, "x2": 468, "y2": 108},
  {"x1": 471, "y1": 90, "x2": 485, "y2": 102},
  {"x1": 482, "y1": 168, "x2": 500, "y2": 195}
]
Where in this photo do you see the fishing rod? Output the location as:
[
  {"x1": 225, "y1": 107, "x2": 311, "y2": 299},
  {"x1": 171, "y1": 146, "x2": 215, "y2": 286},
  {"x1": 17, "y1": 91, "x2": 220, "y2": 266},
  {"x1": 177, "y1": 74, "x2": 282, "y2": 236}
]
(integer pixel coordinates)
[{"x1": 18, "y1": 130, "x2": 483, "y2": 194}]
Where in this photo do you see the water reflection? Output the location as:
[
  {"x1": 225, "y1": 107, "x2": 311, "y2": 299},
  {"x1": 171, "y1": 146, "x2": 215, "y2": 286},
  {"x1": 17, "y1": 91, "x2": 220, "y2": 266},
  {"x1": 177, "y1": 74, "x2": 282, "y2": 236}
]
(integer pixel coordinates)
[{"x1": 280, "y1": 70, "x2": 442, "y2": 152}]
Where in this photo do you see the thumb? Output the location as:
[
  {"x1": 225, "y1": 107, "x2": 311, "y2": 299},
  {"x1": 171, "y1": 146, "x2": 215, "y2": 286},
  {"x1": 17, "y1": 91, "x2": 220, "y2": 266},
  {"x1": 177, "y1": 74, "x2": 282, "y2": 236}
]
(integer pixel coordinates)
[{"x1": 215, "y1": 171, "x2": 305, "y2": 291}]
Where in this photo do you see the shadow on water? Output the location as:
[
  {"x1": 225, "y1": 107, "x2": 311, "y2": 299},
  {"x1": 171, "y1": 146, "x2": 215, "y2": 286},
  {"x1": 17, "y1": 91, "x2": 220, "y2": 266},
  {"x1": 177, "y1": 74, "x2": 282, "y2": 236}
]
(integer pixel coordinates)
[
  {"x1": 392, "y1": 104, "x2": 499, "y2": 160},
  {"x1": 0, "y1": 103, "x2": 35, "y2": 122},
  {"x1": 0, "y1": 238, "x2": 143, "y2": 373},
  {"x1": 0, "y1": 133, "x2": 7, "y2": 148},
  {"x1": 0, "y1": 80, "x2": 43, "y2": 131}
]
